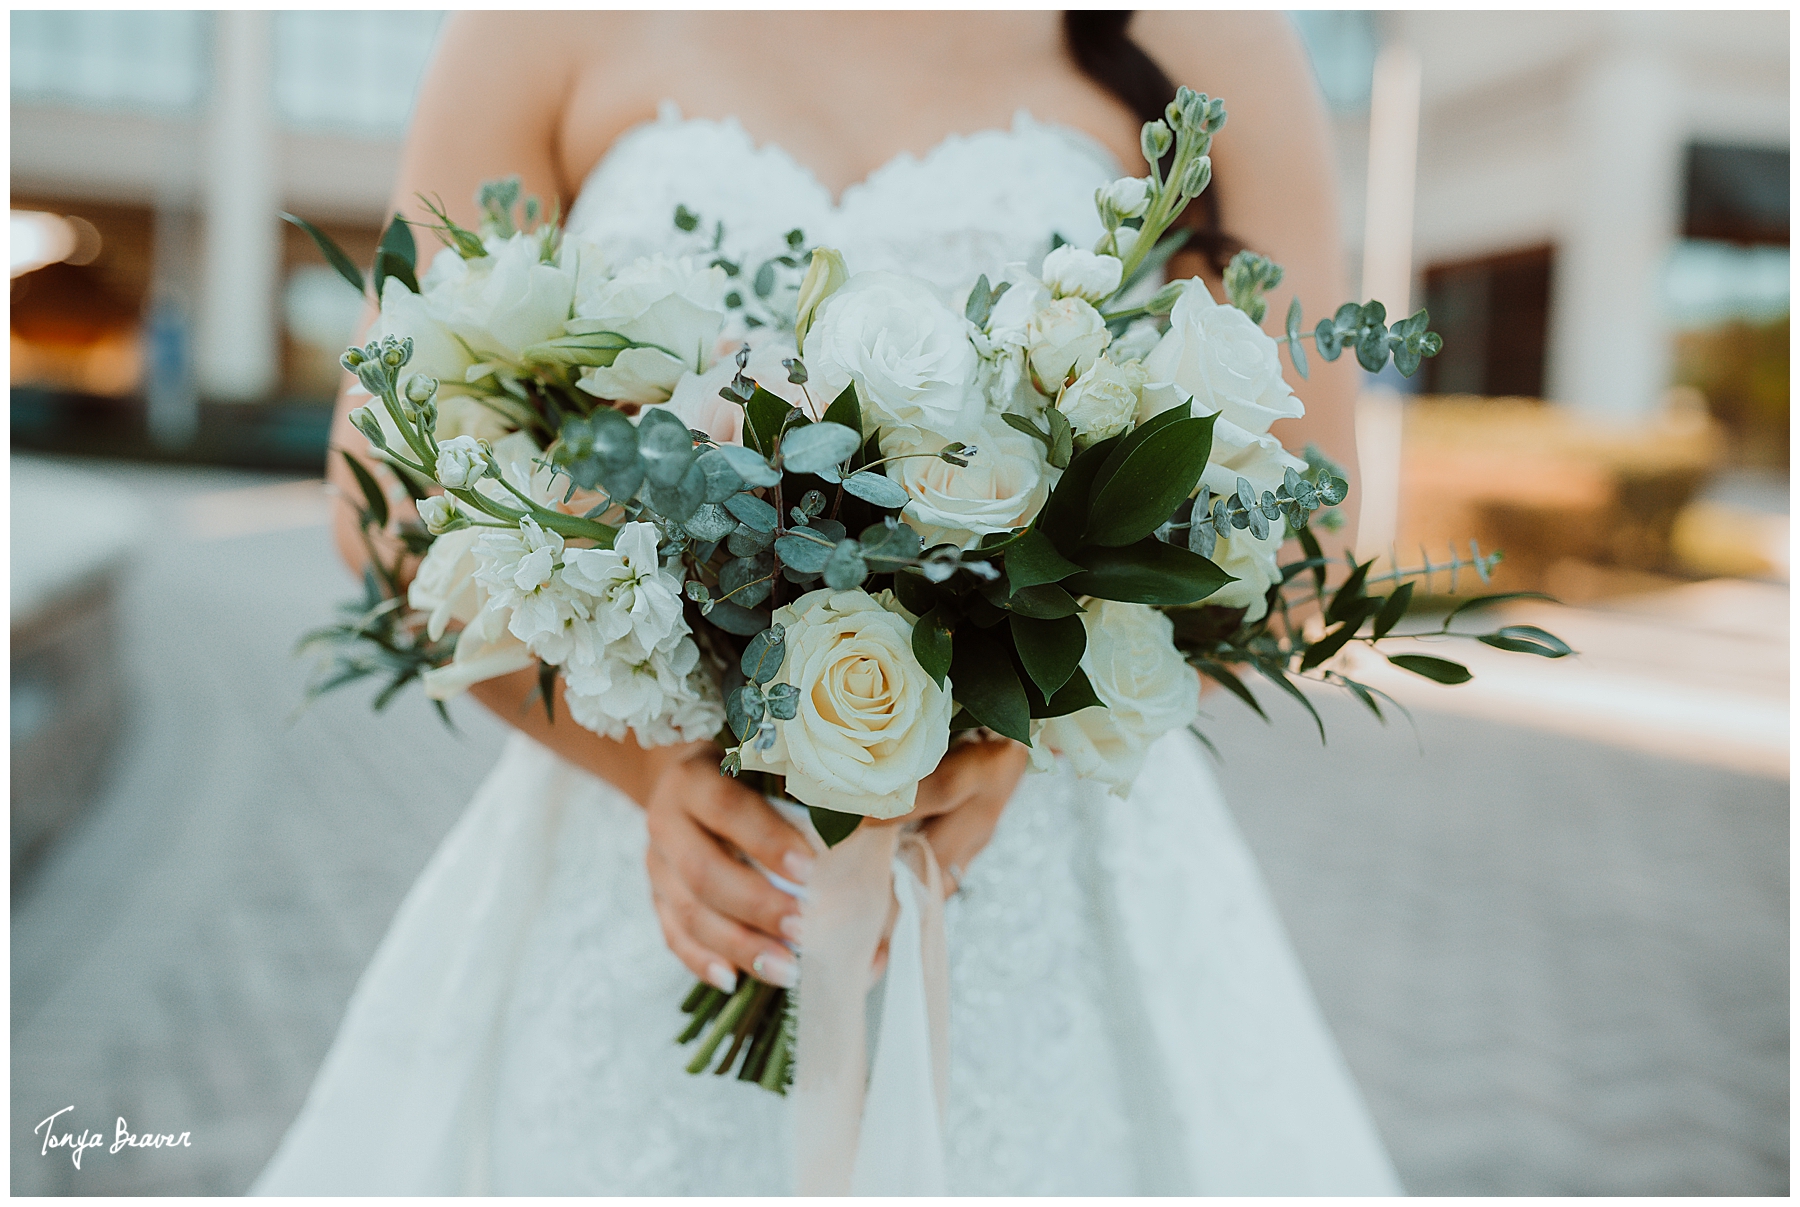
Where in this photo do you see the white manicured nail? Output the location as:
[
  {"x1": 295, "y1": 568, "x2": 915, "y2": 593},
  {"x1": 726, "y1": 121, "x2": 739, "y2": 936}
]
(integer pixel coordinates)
[
  {"x1": 752, "y1": 952, "x2": 798, "y2": 988},
  {"x1": 707, "y1": 961, "x2": 738, "y2": 993}
]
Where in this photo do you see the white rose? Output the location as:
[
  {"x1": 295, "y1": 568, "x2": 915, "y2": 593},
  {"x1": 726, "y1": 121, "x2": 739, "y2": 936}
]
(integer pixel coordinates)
[
  {"x1": 1204, "y1": 522, "x2": 1284, "y2": 621},
  {"x1": 1028, "y1": 296, "x2": 1111, "y2": 393},
  {"x1": 407, "y1": 526, "x2": 482, "y2": 640},
  {"x1": 419, "y1": 233, "x2": 574, "y2": 367},
  {"x1": 1041, "y1": 246, "x2": 1123, "y2": 304},
  {"x1": 434, "y1": 435, "x2": 488, "y2": 491},
  {"x1": 739, "y1": 589, "x2": 953, "y2": 819},
  {"x1": 1140, "y1": 280, "x2": 1304, "y2": 441},
  {"x1": 1033, "y1": 600, "x2": 1200, "y2": 797},
  {"x1": 882, "y1": 413, "x2": 1053, "y2": 550},
  {"x1": 1056, "y1": 355, "x2": 1145, "y2": 446},
  {"x1": 804, "y1": 271, "x2": 984, "y2": 441},
  {"x1": 650, "y1": 335, "x2": 805, "y2": 448},
  {"x1": 1099, "y1": 176, "x2": 1151, "y2": 219},
  {"x1": 575, "y1": 255, "x2": 728, "y2": 404}
]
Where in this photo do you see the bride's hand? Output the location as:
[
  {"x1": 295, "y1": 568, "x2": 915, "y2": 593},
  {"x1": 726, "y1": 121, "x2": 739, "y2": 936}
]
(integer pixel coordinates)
[
  {"x1": 880, "y1": 736, "x2": 1029, "y2": 899},
  {"x1": 642, "y1": 745, "x2": 813, "y2": 993}
]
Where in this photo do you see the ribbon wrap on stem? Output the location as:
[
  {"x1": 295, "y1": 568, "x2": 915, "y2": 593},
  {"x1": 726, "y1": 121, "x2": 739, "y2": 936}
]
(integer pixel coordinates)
[{"x1": 789, "y1": 815, "x2": 949, "y2": 1195}]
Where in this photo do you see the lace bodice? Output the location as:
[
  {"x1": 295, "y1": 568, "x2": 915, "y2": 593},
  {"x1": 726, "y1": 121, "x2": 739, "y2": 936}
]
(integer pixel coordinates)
[{"x1": 566, "y1": 102, "x2": 1122, "y2": 297}]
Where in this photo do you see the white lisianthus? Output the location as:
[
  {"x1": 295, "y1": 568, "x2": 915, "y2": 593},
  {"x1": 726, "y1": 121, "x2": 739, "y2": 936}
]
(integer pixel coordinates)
[
  {"x1": 1099, "y1": 176, "x2": 1151, "y2": 219},
  {"x1": 407, "y1": 527, "x2": 482, "y2": 640},
  {"x1": 564, "y1": 636, "x2": 726, "y2": 747},
  {"x1": 1204, "y1": 522, "x2": 1284, "y2": 620},
  {"x1": 882, "y1": 414, "x2": 1052, "y2": 549},
  {"x1": 1040, "y1": 245, "x2": 1124, "y2": 304},
  {"x1": 559, "y1": 521, "x2": 687, "y2": 664},
  {"x1": 575, "y1": 255, "x2": 729, "y2": 404},
  {"x1": 1031, "y1": 601, "x2": 1201, "y2": 797},
  {"x1": 739, "y1": 588, "x2": 953, "y2": 819},
  {"x1": 418, "y1": 233, "x2": 574, "y2": 368},
  {"x1": 1056, "y1": 355, "x2": 1146, "y2": 446},
  {"x1": 434, "y1": 435, "x2": 489, "y2": 491},
  {"x1": 804, "y1": 271, "x2": 984, "y2": 441},
  {"x1": 1027, "y1": 296, "x2": 1111, "y2": 393}
]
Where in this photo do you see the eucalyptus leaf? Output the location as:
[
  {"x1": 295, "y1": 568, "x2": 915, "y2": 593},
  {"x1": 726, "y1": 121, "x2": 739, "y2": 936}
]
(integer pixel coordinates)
[
  {"x1": 822, "y1": 539, "x2": 869, "y2": 589},
  {"x1": 842, "y1": 470, "x2": 910, "y2": 509},
  {"x1": 714, "y1": 444, "x2": 781, "y2": 487},
  {"x1": 725, "y1": 492, "x2": 779, "y2": 532},
  {"x1": 705, "y1": 601, "x2": 770, "y2": 635},
  {"x1": 695, "y1": 448, "x2": 745, "y2": 502},
  {"x1": 637, "y1": 407, "x2": 697, "y2": 487},
  {"x1": 780, "y1": 421, "x2": 861, "y2": 476},
  {"x1": 683, "y1": 502, "x2": 737, "y2": 542},
  {"x1": 773, "y1": 530, "x2": 834, "y2": 573},
  {"x1": 741, "y1": 625, "x2": 787, "y2": 685}
]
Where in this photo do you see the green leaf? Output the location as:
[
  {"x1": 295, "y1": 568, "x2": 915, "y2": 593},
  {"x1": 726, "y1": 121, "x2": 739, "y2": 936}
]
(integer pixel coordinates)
[
  {"x1": 741, "y1": 625, "x2": 787, "y2": 685},
  {"x1": 1200, "y1": 664, "x2": 1267, "y2": 721},
  {"x1": 949, "y1": 627, "x2": 1031, "y2": 743},
  {"x1": 1371, "y1": 580, "x2": 1415, "y2": 641},
  {"x1": 1001, "y1": 411, "x2": 1053, "y2": 452},
  {"x1": 743, "y1": 387, "x2": 795, "y2": 456},
  {"x1": 808, "y1": 806, "x2": 862, "y2": 848},
  {"x1": 1327, "y1": 558, "x2": 1375, "y2": 624},
  {"x1": 706, "y1": 601, "x2": 770, "y2": 635},
  {"x1": 858, "y1": 519, "x2": 923, "y2": 568},
  {"x1": 282, "y1": 212, "x2": 365, "y2": 296},
  {"x1": 1064, "y1": 539, "x2": 1234, "y2": 607},
  {"x1": 841, "y1": 470, "x2": 909, "y2": 509},
  {"x1": 1295, "y1": 524, "x2": 1326, "y2": 594},
  {"x1": 1285, "y1": 295, "x2": 1308, "y2": 378},
  {"x1": 340, "y1": 450, "x2": 388, "y2": 528},
  {"x1": 1121, "y1": 226, "x2": 1191, "y2": 294},
  {"x1": 1084, "y1": 413, "x2": 1216, "y2": 547},
  {"x1": 714, "y1": 445, "x2": 781, "y2": 488},
  {"x1": 821, "y1": 383, "x2": 860, "y2": 433},
  {"x1": 1445, "y1": 591, "x2": 1558, "y2": 624},
  {"x1": 1477, "y1": 625, "x2": 1573, "y2": 658},
  {"x1": 822, "y1": 539, "x2": 869, "y2": 590},
  {"x1": 1009, "y1": 613, "x2": 1086, "y2": 697},
  {"x1": 1005, "y1": 528, "x2": 1084, "y2": 593},
  {"x1": 1006, "y1": 583, "x2": 1084, "y2": 619},
  {"x1": 781, "y1": 421, "x2": 860, "y2": 475},
  {"x1": 725, "y1": 492, "x2": 779, "y2": 532},
  {"x1": 1036, "y1": 433, "x2": 1120, "y2": 549},
  {"x1": 372, "y1": 246, "x2": 418, "y2": 298},
  {"x1": 1045, "y1": 405, "x2": 1075, "y2": 470},
  {"x1": 379, "y1": 210, "x2": 416, "y2": 270},
  {"x1": 1387, "y1": 654, "x2": 1473, "y2": 684},
  {"x1": 774, "y1": 529, "x2": 834, "y2": 574},
  {"x1": 1299, "y1": 614, "x2": 1363, "y2": 671},
  {"x1": 1091, "y1": 402, "x2": 1189, "y2": 498},
  {"x1": 1257, "y1": 662, "x2": 1326, "y2": 742},
  {"x1": 1023, "y1": 663, "x2": 1105, "y2": 718},
  {"x1": 912, "y1": 605, "x2": 954, "y2": 689},
  {"x1": 537, "y1": 660, "x2": 558, "y2": 724},
  {"x1": 891, "y1": 569, "x2": 939, "y2": 617},
  {"x1": 637, "y1": 406, "x2": 697, "y2": 488}
]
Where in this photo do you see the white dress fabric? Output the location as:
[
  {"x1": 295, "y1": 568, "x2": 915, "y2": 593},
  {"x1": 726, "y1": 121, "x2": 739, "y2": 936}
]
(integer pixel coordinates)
[{"x1": 254, "y1": 106, "x2": 1404, "y2": 1197}]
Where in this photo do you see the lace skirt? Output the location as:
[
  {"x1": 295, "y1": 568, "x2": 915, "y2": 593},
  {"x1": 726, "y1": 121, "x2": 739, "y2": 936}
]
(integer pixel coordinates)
[{"x1": 253, "y1": 730, "x2": 1402, "y2": 1195}]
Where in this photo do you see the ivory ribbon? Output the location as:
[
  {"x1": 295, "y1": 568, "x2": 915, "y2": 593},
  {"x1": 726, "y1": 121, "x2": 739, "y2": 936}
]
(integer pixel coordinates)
[{"x1": 791, "y1": 819, "x2": 949, "y2": 1195}]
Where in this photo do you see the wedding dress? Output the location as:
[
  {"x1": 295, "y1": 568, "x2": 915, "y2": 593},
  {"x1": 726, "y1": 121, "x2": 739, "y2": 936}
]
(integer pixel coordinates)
[{"x1": 254, "y1": 105, "x2": 1403, "y2": 1196}]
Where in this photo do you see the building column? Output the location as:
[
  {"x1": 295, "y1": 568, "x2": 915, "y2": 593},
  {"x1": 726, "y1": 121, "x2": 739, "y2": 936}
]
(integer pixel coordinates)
[
  {"x1": 1546, "y1": 30, "x2": 1683, "y2": 420},
  {"x1": 195, "y1": 10, "x2": 280, "y2": 403}
]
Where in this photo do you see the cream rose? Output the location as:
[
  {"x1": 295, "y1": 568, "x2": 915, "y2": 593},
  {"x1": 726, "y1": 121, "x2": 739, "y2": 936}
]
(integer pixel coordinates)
[
  {"x1": 1027, "y1": 296, "x2": 1111, "y2": 393},
  {"x1": 1031, "y1": 600, "x2": 1201, "y2": 797},
  {"x1": 739, "y1": 589, "x2": 953, "y2": 819},
  {"x1": 1056, "y1": 355, "x2": 1145, "y2": 446},
  {"x1": 575, "y1": 255, "x2": 729, "y2": 404},
  {"x1": 882, "y1": 413, "x2": 1053, "y2": 549},
  {"x1": 804, "y1": 271, "x2": 983, "y2": 441}
]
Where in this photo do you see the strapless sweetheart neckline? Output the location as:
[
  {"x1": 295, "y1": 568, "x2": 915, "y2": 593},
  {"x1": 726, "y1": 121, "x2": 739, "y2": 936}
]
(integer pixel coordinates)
[{"x1": 581, "y1": 100, "x2": 1127, "y2": 212}]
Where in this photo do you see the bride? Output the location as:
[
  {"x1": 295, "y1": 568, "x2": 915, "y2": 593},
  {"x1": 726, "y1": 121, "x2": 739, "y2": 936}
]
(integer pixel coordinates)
[{"x1": 256, "y1": 10, "x2": 1402, "y2": 1195}]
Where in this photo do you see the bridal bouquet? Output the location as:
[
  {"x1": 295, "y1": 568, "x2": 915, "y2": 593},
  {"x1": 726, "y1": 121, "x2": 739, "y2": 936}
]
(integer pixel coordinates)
[{"x1": 299, "y1": 86, "x2": 1568, "y2": 1096}]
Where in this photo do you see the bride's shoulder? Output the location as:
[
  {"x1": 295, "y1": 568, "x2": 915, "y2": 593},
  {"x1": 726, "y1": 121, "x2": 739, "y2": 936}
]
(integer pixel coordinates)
[{"x1": 1129, "y1": 12, "x2": 1317, "y2": 110}]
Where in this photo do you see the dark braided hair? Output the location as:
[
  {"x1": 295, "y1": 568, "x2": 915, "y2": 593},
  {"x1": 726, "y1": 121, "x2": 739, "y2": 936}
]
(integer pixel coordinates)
[{"x1": 1062, "y1": 11, "x2": 1239, "y2": 275}]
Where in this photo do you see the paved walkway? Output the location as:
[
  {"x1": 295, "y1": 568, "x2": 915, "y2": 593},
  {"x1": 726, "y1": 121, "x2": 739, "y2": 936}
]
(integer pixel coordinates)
[{"x1": 10, "y1": 461, "x2": 1788, "y2": 1195}]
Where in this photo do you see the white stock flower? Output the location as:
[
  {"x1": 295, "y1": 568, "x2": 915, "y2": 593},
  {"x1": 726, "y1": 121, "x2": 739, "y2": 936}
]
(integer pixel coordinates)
[
  {"x1": 434, "y1": 435, "x2": 488, "y2": 491},
  {"x1": 419, "y1": 233, "x2": 574, "y2": 367},
  {"x1": 1032, "y1": 601, "x2": 1200, "y2": 797},
  {"x1": 564, "y1": 636, "x2": 725, "y2": 747},
  {"x1": 1099, "y1": 176, "x2": 1151, "y2": 219},
  {"x1": 1027, "y1": 296, "x2": 1111, "y2": 393},
  {"x1": 470, "y1": 517, "x2": 596, "y2": 667},
  {"x1": 416, "y1": 494, "x2": 460, "y2": 535},
  {"x1": 804, "y1": 271, "x2": 984, "y2": 441},
  {"x1": 575, "y1": 255, "x2": 728, "y2": 404},
  {"x1": 559, "y1": 521, "x2": 686, "y2": 663},
  {"x1": 1204, "y1": 522, "x2": 1284, "y2": 621},
  {"x1": 883, "y1": 414, "x2": 1053, "y2": 549},
  {"x1": 407, "y1": 526, "x2": 482, "y2": 640},
  {"x1": 739, "y1": 588, "x2": 953, "y2": 819},
  {"x1": 1056, "y1": 355, "x2": 1145, "y2": 446},
  {"x1": 1040, "y1": 245, "x2": 1123, "y2": 304}
]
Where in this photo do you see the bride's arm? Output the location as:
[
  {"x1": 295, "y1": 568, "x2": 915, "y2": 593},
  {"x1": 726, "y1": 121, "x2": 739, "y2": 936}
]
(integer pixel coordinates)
[{"x1": 324, "y1": 14, "x2": 810, "y2": 992}]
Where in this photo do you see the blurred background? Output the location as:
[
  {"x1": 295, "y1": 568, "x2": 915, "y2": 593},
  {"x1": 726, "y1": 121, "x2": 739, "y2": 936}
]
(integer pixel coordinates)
[{"x1": 11, "y1": 10, "x2": 1788, "y2": 1196}]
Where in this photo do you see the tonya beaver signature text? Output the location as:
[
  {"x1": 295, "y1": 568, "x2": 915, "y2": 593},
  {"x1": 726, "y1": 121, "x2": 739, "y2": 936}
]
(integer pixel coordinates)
[{"x1": 34, "y1": 1106, "x2": 192, "y2": 1169}]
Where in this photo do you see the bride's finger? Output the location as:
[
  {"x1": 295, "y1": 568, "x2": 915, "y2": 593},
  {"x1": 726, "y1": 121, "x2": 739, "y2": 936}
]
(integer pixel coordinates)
[
  {"x1": 691, "y1": 779, "x2": 817, "y2": 884},
  {"x1": 688, "y1": 903, "x2": 799, "y2": 989},
  {"x1": 647, "y1": 872, "x2": 740, "y2": 993},
  {"x1": 687, "y1": 838, "x2": 804, "y2": 946}
]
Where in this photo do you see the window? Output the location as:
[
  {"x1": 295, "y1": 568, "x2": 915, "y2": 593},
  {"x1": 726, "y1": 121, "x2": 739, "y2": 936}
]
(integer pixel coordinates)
[{"x1": 1420, "y1": 246, "x2": 1554, "y2": 398}]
